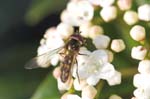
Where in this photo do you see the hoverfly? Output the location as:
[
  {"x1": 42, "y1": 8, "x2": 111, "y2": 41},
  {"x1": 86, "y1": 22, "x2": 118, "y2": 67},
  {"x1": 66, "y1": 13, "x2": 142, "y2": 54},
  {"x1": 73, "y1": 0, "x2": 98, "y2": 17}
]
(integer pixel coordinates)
[{"x1": 25, "y1": 27, "x2": 85, "y2": 83}]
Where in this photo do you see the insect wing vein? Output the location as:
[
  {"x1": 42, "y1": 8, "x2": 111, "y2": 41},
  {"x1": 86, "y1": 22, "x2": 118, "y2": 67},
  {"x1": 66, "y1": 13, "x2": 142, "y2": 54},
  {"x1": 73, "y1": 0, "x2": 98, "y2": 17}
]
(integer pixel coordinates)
[{"x1": 25, "y1": 47, "x2": 63, "y2": 69}]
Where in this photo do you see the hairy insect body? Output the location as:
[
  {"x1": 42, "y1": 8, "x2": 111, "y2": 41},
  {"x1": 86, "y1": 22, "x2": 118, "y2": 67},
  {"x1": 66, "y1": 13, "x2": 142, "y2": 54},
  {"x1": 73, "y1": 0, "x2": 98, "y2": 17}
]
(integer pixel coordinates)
[{"x1": 60, "y1": 34, "x2": 84, "y2": 83}]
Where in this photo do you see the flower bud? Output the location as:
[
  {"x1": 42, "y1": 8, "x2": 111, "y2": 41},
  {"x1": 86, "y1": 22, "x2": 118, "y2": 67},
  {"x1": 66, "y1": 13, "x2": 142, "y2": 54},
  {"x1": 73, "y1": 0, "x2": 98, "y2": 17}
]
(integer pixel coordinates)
[
  {"x1": 138, "y1": 4, "x2": 150, "y2": 21},
  {"x1": 93, "y1": 35, "x2": 110, "y2": 49},
  {"x1": 123, "y1": 10, "x2": 138, "y2": 25},
  {"x1": 106, "y1": 71, "x2": 121, "y2": 86},
  {"x1": 117, "y1": 0, "x2": 132, "y2": 11},
  {"x1": 80, "y1": 22, "x2": 92, "y2": 37},
  {"x1": 61, "y1": 93, "x2": 81, "y2": 99},
  {"x1": 138, "y1": 60, "x2": 150, "y2": 74},
  {"x1": 53, "y1": 67, "x2": 61, "y2": 79},
  {"x1": 73, "y1": 79, "x2": 87, "y2": 91},
  {"x1": 109, "y1": 94, "x2": 122, "y2": 99},
  {"x1": 131, "y1": 46, "x2": 147, "y2": 60},
  {"x1": 88, "y1": 25, "x2": 104, "y2": 39},
  {"x1": 100, "y1": 6, "x2": 117, "y2": 22},
  {"x1": 130, "y1": 25, "x2": 146, "y2": 41},
  {"x1": 57, "y1": 77, "x2": 73, "y2": 91},
  {"x1": 57, "y1": 22, "x2": 74, "y2": 39},
  {"x1": 99, "y1": 0, "x2": 115, "y2": 7},
  {"x1": 81, "y1": 85, "x2": 97, "y2": 99},
  {"x1": 111, "y1": 39, "x2": 126, "y2": 52}
]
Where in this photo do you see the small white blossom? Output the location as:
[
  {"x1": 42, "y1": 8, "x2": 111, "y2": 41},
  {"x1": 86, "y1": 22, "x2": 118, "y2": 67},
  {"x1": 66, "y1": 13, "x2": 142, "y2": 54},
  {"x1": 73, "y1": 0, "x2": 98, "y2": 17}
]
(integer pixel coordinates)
[
  {"x1": 109, "y1": 94, "x2": 122, "y2": 99},
  {"x1": 80, "y1": 22, "x2": 92, "y2": 37},
  {"x1": 134, "y1": 74, "x2": 150, "y2": 87},
  {"x1": 111, "y1": 39, "x2": 126, "y2": 52},
  {"x1": 131, "y1": 46, "x2": 147, "y2": 60},
  {"x1": 123, "y1": 10, "x2": 138, "y2": 25},
  {"x1": 138, "y1": 60, "x2": 150, "y2": 74},
  {"x1": 57, "y1": 77, "x2": 73, "y2": 91},
  {"x1": 62, "y1": 0, "x2": 94, "y2": 26},
  {"x1": 74, "y1": 49, "x2": 121, "y2": 86},
  {"x1": 40, "y1": 38, "x2": 46, "y2": 45},
  {"x1": 81, "y1": 85, "x2": 97, "y2": 99},
  {"x1": 73, "y1": 78, "x2": 88, "y2": 91},
  {"x1": 98, "y1": 0, "x2": 115, "y2": 7},
  {"x1": 134, "y1": 88, "x2": 150, "y2": 99},
  {"x1": 53, "y1": 67, "x2": 61, "y2": 79},
  {"x1": 138, "y1": 4, "x2": 150, "y2": 21},
  {"x1": 93, "y1": 35, "x2": 110, "y2": 49},
  {"x1": 88, "y1": 25, "x2": 104, "y2": 39},
  {"x1": 100, "y1": 6, "x2": 117, "y2": 22},
  {"x1": 88, "y1": 0, "x2": 101, "y2": 5},
  {"x1": 130, "y1": 25, "x2": 146, "y2": 41},
  {"x1": 106, "y1": 70, "x2": 121, "y2": 85},
  {"x1": 77, "y1": 0, "x2": 94, "y2": 21},
  {"x1": 117, "y1": 0, "x2": 132, "y2": 11},
  {"x1": 57, "y1": 22, "x2": 74, "y2": 39},
  {"x1": 61, "y1": 93, "x2": 81, "y2": 99}
]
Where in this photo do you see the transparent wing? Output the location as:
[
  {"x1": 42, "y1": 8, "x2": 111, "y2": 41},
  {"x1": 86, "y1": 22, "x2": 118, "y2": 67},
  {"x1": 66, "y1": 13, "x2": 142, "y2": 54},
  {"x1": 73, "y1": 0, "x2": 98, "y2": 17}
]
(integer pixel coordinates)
[{"x1": 25, "y1": 47, "x2": 63, "y2": 69}]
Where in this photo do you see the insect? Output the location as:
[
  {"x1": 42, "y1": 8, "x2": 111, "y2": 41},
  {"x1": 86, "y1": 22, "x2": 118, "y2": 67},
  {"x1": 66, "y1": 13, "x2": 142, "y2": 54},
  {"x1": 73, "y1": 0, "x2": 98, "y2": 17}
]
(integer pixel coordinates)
[{"x1": 25, "y1": 27, "x2": 85, "y2": 83}]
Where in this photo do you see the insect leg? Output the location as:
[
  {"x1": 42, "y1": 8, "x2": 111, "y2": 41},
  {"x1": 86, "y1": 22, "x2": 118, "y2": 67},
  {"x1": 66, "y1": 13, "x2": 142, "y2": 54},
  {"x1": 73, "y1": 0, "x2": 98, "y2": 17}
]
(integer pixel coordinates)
[
  {"x1": 78, "y1": 53, "x2": 89, "y2": 56},
  {"x1": 75, "y1": 58, "x2": 80, "y2": 83},
  {"x1": 59, "y1": 52, "x2": 65, "y2": 57}
]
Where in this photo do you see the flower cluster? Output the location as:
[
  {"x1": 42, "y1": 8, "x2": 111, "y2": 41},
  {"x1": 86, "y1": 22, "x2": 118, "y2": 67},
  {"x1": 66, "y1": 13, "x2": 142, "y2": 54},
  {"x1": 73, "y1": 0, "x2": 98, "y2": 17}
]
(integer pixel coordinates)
[
  {"x1": 34, "y1": 0, "x2": 128, "y2": 99},
  {"x1": 127, "y1": 4, "x2": 150, "y2": 99},
  {"x1": 32, "y1": 0, "x2": 150, "y2": 99}
]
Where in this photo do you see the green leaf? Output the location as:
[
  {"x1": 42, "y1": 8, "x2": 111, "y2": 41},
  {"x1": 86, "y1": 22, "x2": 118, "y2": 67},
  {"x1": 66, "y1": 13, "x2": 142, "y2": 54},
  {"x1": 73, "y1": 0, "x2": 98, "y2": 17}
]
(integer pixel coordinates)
[
  {"x1": 25, "y1": 0, "x2": 68, "y2": 25},
  {"x1": 31, "y1": 72, "x2": 61, "y2": 99}
]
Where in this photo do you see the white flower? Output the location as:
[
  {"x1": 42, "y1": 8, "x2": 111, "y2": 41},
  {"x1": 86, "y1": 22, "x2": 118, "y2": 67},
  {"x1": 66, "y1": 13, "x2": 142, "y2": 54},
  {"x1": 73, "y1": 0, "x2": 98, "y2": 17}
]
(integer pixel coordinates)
[
  {"x1": 57, "y1": 77, "x2": 73, "y2": 91},
  {"x1": 111, "y1": 39, "x2": 126, "y2": 52},
  {"x1": 80, "y1": 22, "x2": 92, "y2": 37},
  {"x1": 76, "y1": 0, "x2": 94, "y2": 21},
  {"x1": 138, "y1": 4, "x2": 150, "y2": 21},
  {"x1": 133, "y1": 74, "x2": 150, "y2": 88},
  {"x1": 117, "y1": 0, "x2": 132, "y2": 11},
  {"x1": 88, "y1": 0, "x2": 101, "y2": 5},
  {"x1": 74, "y1": 49, "x2": 121, "y2": 86},
  {"x1": 123, "y1": 10, "x2": 138, "y2": 25},
  {"x1": 134, "y1": 88, "x2": 150, "y2": 99},
  {"x1": 98, "y1": 0, "x2": 115, "y2": 7},
  {"x1": 106, "y1": 70, "x2": 121, "y2": 85},
  {"x1": 109, "y1": 94, "x2": 122, "y2": 99},
  {"x1": 53, "y1": 67, "x2": 61, "y2": 79},
  {"x1": 88, "y1": 25, "x2": 104, "y2": 39},
  {"x1": 100, "y1": 6, "x2": 117, "y2": 22},
  {"x1": 131, "y1": 46, "x2": 147, "y2": 60},
  {"x1": 138, "y1": 60, "x2": 150, "y2": 74},
  {"x1": 62, "y1": 1, "x2": 94, "y2": 26},
  {"x1": 73, "y1": 78, "x2": 88, "y2": 91},
  {"x1": 81, "y1": 85, "x2": 97, "y2": 99},
  {"x1": 57, "y1": 22, "x2": 74, "y2": 39},
  {"x1": 61, "y1": 93, "x2": 81, "y2": 99},
  {"x1": 130, "y1": 25, "x2": 146, "y2": 41},
  {"x1": 93, "y1": 35, "x2": 110, "y2": 49}
]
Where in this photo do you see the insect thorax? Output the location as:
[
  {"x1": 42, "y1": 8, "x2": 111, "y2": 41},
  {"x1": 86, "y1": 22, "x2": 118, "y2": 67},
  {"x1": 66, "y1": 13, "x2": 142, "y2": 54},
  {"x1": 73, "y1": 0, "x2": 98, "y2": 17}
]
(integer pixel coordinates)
[{"x1": 66, "y1": 34, "x2": 84, "y2": 51}]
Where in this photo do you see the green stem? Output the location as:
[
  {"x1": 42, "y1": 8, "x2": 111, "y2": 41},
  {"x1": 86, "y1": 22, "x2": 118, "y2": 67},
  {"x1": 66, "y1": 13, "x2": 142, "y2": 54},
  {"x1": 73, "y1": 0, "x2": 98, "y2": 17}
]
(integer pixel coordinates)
[
  {"x1": 120, "y1": 67, "x2": 138, "y2": 78},
  {"x1": 95, "y1": 80, "x2": 105, "y2": 99}
]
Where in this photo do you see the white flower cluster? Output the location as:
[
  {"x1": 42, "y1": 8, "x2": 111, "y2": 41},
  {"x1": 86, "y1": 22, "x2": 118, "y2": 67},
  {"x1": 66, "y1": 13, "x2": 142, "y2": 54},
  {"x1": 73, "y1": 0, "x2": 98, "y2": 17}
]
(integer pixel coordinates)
[
  {"x1": 133, "y1": 60, "x2": 150, "y2": 99},
  {"x1": 123, "y1": 4, "x2": 150, "y2": 26},
  {"x1": 36, "y1": 0, "x2": 128, "y2": 99},
  {"x1": 126, "y1": 4, "x2": 150, "y2": 99}
]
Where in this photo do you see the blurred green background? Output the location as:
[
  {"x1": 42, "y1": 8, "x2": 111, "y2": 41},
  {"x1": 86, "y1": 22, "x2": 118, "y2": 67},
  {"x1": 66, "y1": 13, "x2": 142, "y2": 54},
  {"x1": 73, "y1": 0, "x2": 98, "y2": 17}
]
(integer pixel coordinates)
[
  {"x1": 1, "y1": 0, "x2": 150, "y2": 99},
  {"x1": 0, "y1": 0, "x2": 67, "y2": 99}
]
